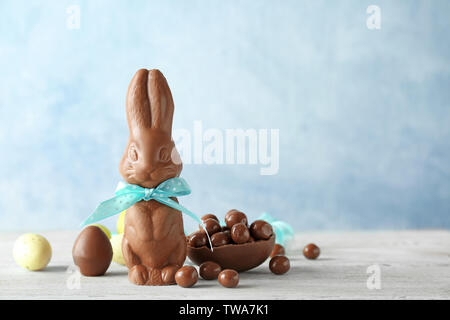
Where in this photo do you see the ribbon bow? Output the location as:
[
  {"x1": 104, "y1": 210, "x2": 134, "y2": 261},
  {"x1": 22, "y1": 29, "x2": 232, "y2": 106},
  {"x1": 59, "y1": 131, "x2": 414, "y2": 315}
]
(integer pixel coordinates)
[{"x1": 80, "y1": 177, "x2": 212, "y2": 249}]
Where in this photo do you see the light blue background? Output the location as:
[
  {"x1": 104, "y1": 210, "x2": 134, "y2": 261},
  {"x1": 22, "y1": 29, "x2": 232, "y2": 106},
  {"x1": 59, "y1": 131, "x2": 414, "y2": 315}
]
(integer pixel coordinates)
[{"x1": 0, "y1": 0, "x2": 449, "y2": 232}]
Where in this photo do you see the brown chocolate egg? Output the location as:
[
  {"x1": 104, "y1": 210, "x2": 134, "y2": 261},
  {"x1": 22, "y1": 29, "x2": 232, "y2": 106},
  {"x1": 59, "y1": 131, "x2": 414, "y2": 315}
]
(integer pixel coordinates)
[
  {"x1": 201, "y1": 218, "x2": 221, "y2": 235},
  {"x1": 72, "y1": 225, "x2": 113, "y2": 276},
  {"x1": 270, "y1": 244, "x2": 285, "y2": 258},
  {"x1": 249, "y1": 220, "x2": 273, "y2": 240},
  {"x1": 225, "y1": 210, "x2": 248, "y2": 228},
  {"x1": 175, "y1": 266, "x2": 198, "y2": 288},
  {"x1": 303, "y1": 243, "x2": 320, "y2": 260},
  {"x1": 231, "y1": 223, "x2": 250, "y2": 244},
  {"x1": 218, "y1": 269, "x2": 239, "y2": 288},
  {"x1": 188, "y1": 231, "x2": 207, "y2": 248},
  {"x1": 201, "y1": 213, "x2": 219, "y2": 223},
  {"x1": 199, "y1": 261, "x2": 222, "y2": 280},
  {"x1": 269, "y1": 256, "x2": 290, "y2": 275},
  {"x1": 211, "y1": 232, "x2": 231, "y2": 247},
  {"x1": 188, "y1": 234, "x2": 275, "y2": 272}
]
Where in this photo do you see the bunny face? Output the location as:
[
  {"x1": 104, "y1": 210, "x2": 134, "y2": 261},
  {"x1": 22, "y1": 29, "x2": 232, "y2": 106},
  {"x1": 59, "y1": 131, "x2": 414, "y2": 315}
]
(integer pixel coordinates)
[
  {"x1": 120, "y1": 130, "x2": 182, "y2": 188},
  {"x1": 119, "y1": 69, "x2": 182, "y2": 189}
]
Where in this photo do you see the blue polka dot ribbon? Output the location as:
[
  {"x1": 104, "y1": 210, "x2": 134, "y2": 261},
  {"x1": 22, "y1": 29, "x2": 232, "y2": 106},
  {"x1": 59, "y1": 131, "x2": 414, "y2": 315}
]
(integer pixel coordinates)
[
  {"x1": 258, "y1": 212, "x2": 294, "y2": 246},
  {"x1": 80, "y1": 177, "x2": 213, "y2": 249}
]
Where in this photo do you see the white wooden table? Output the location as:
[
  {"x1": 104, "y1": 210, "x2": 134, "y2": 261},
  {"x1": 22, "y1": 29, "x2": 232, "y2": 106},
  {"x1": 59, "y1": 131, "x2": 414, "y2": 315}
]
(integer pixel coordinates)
[{"x1": 0, "y1": 230, "x2": 449, "y2": 300}]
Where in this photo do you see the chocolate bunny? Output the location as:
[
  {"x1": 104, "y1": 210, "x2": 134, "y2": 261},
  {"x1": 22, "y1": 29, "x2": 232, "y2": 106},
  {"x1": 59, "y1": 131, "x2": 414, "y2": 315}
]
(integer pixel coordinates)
[{"x1": 119, "y1": 69, "x2": 186, "y2": 285}]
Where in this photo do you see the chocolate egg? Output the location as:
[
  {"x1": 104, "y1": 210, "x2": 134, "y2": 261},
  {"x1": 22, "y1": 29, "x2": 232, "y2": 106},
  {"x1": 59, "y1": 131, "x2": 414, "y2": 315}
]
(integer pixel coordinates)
[
  {"x1": 231, "y1": 223, "x2": 250, "y2": 244},
  {"x1": 225, "y1": 210, "x2": 248, "y2": 228},
  {"x1": 188, "y1": 231, "x2": 207, "y2": 248},
  {"x1": 218, "y1": 269, "x2": 239, "y2": 288},
  {"x1": 188, "y1": 234, "x2": 275, "y2": 272},
  {"x1": 199, "y1": 261, "x2": 222, "y2": 280},
  {"x1": 201, "y1": 218, "x2": 221, "y2": 235},
  {"x1": 269, "y1": 256, "x2": 290, "y2": 275},
  {"x1": 211, "y1": 231, "x2": 231, "y2": 247},
  {"x1": 303, "y1": 243, "x2": 320, "y2": 259},
  {"x1": 72, "y1": 225, "x2": 113, "y2": 276},
  {"x1": 270, "y1": 244, "x2": 285, "y2": 258},
  {"x1": 175, "y1": 266, "x2": 198, "y2": 288},
  {"x1": 249, "y1": 220, "x2": 273, "y2": 240}
]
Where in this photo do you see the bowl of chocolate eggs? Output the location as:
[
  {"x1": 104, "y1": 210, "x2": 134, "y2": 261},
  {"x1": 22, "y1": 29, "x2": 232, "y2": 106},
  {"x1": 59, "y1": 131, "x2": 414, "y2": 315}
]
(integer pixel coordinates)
[{"x1": 187, "y1": 210, "x2": 275, "y2": 272}]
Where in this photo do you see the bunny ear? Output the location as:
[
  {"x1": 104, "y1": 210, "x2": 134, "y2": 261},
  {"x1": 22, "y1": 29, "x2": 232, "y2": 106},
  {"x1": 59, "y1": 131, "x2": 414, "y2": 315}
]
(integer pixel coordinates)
[
  {"x1": 147, "y1": 69, "x2": 174, "y2": 135},
  {"x1": 126, "y1": 69, "x2": 152, "y2": 130}
]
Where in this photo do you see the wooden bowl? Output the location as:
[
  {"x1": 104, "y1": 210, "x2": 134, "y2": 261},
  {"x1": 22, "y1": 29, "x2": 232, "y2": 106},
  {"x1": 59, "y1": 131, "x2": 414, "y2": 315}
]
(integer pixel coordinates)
[{"x1": 187, "y1": 235, "x2": 275, "y2": 272}]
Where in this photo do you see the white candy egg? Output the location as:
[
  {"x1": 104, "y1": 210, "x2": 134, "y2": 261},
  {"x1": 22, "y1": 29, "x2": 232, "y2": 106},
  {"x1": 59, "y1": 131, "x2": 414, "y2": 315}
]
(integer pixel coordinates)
[
  {"x1": 110, "y1": 233, "x2": 125, "y2": 265},
  {"x1": 13, "y1": 233, "x2": 52, "y2": 271}
]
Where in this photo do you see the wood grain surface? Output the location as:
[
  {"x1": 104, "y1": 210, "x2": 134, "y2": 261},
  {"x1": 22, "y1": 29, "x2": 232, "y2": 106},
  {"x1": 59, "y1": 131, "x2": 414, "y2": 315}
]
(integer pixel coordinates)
[{"x1": 0, "y1": 230, "x2": 449, "y2": 300}]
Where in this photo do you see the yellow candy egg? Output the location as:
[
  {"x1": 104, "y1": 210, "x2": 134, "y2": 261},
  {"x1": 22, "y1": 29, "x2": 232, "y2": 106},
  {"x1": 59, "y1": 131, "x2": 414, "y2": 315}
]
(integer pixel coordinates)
[
  {"x1": 110, "y1": 233, "x2": 125, "y2": 265},
  {"x1": 89, "y1": 224, "x2": 111, "y2": 239},
  {"x1": 13, "y1": 233, "x2": 52, "y2": 271},
  {"x1": 117, "y1": 210, "x2": 126, "y2": 234}
]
